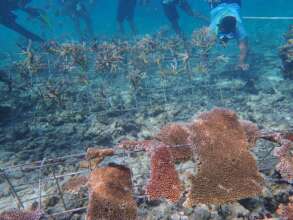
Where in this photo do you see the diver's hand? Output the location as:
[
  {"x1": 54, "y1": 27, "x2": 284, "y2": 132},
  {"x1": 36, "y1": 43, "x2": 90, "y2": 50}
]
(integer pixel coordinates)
[{"x1": 236, "y1": 63, "x2": 250, "y2": 71}]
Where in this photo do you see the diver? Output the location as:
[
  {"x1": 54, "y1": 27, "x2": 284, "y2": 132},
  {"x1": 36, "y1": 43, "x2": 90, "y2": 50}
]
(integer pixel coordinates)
[
  {"x1": 161, "y1": 0, "x2": 207, "y2": 37},
  {"x1": 0, "y1": 0, "x2": 44, "y2": 42},
  {"x1": 116, "y1": 0, "x2": 138, "y2": 35},
  {"x1": 208, "y1": 0, "x2": 249, "y2": 71},
  {"x1": 59, "y1": 0, "x2": 94, "y2": 40}
]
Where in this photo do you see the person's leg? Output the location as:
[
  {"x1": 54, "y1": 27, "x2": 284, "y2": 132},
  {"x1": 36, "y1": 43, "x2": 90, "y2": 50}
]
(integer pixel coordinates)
[
  {"x1": 116, "y1": 0, "x2": 126, "y2": 34},
  {"x1": 80, "y1": 9, "x2": 94, "y2": 38},
  {"x1": 178, "y1": 0, "x2": 194, "y2": 17},
  {"x1": 126, "y1": 0, "x2": 138, "y2": 35},
  {"x1": 162, "y1": 2, "x2": 182, "y2": 36},
  {"x1": 72, "y1": 16, "x2": 83, "y2": 40},
  {"x1": 1, "y1": 17, "x2": 44, "y2": 42}
]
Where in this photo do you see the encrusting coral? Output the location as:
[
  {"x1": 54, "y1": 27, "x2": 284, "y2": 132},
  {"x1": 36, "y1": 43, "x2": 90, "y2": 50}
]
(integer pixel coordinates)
[
  {"x1": 87, "y1": 163, "x2": 137, "y2": 220},
  {"x1": 185, "y1": 108, "x2": 264, "y2": 206},
  {"x1": 0, "y1": 209, "x2": 44, "y2": 220}
]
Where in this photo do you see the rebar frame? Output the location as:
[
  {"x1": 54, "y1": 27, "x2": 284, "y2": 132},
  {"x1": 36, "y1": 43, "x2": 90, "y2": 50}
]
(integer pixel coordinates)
[{"x1": 0, "y1": 37, "x2": 288, "y2": 218}]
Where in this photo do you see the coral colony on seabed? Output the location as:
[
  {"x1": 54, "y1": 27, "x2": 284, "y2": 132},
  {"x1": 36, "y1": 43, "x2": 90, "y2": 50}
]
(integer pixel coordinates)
[{"x1": 1, "y1": 1, "x2": 293, "y2": 219}]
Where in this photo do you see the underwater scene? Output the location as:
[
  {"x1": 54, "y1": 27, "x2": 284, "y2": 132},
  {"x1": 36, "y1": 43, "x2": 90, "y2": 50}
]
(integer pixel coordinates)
[{"x1": 0, "y1": 0, "x2": 293, "y2": 219}]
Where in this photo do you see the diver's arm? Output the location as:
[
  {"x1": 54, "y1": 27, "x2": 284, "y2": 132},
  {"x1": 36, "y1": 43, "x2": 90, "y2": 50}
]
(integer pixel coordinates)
[
  {"x1": 179, "y1": 0, "x2": 209, "y2": 22},
  {"x1": 238, "y1": 39, "x2": 249, "y2": 71},
  {"x1": 1, "y1": 19, "x2": 44, "y2": 42}
]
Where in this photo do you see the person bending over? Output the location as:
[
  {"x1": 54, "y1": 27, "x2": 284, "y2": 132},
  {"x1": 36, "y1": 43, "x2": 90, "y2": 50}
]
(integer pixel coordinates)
[{"x1": 208, "y1": 0, "x2": 249, "y2": 71}]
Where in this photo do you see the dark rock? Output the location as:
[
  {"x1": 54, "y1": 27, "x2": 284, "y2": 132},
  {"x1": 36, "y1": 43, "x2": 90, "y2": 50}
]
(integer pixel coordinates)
[
  {"x1": 263, "y1": 197, "x2": 278, "y2": 213},
  {"x1": 191, "y1": 206, "x2": 211, "y2": 220},
  {"x1": 12, "y1": 125, "x2": 30, "y2": 140},
  {"x1": 274, "y1": 191, "x2": 289, "y2": 204},
  {"x1": 44, "y1": 196, "x2": 60, "y2": 208},
  {"x1": 238, "y1": 198, "x2": 261, "y2": 211},
  {"x1": 0, "y1": 105, "x2": 13, "y2": 122},
  {"x1": 217, "y1": 205, "x2": 232, "y2": 218}
]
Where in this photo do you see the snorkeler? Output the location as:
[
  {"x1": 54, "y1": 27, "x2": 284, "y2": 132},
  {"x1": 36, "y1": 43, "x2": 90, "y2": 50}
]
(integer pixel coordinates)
[
  {"x1": 161, "y1": 0, "x2": 207, "y2": 37},
  {"x1": 116, "y1": 0, "x2": 138, "y2": 35},
  {"x1": 208, "y1": 0, "x2": 249, "y2": 71},
  {"x1": 59, "y1": 0, "x2": 94, "y2": 40},
  {"x1": 0, "y1": 0, "x2": 44, "y2": 42}
]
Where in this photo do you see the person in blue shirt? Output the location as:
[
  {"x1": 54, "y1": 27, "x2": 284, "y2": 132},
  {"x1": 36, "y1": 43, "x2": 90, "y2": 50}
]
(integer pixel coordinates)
[
  {"x1": 0, "y1": 0, "x2": 44, "y2": 42},
  {"x1": 208, "y1": 0, "x2": 249, "y2": 71},
  {"x1": 161, "y1": 0, "x2": 206, "y2": 37},
  {"x1": 209, "y1": 0, "x2": 249, "y2": 71}
]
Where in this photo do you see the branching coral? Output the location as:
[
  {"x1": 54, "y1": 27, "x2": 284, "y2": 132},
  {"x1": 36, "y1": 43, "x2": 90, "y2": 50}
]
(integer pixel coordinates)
[
  {"x1": 87, "y1": 163, "x2": 137, "y2": 220},
  {"x1": 185, "y1": 108, "x2": 264, "y2": 206},
  {"x1": 0, "y1": 209, "x2": 44, "y2": 220},
  {"x1": 146, "y1": 143, "x2": 182, "y2": 203},
  {"x1": 191, "y1": 27, "x2": 216, "y2": 54}
]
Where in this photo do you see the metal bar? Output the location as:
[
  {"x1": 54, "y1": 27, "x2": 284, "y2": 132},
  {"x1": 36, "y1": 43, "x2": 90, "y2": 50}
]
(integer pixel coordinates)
[
  {"x1": 0, "y1": 169, "x2": 24, "y2": 209},
  {"x1": 243, "y1": 16, "x2": 293, "y2": 20},
  {"x1": 52, "y1": 168, "x2": 67, "y2": 210},
  {"x1": 3, "y1": 153, "x2": 86, "y2": 171},
  {"x1": 38, "y1": 158, "x2": 46, "y2": 209},
  {"x1": 47, "y1": 206, "x2": 87, "y2": 217}
]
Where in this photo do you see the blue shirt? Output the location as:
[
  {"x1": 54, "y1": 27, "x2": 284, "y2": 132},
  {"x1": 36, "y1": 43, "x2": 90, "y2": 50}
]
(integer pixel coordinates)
[{"x1": 209, "y1": 3, "x2": 247, "y2": 41}]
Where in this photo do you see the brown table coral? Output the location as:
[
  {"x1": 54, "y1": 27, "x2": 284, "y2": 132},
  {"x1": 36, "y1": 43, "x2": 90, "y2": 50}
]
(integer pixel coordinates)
[
  {"x1": 185, "y1": 108, "x2": 264, "y2": 207},
  {"x1": 146, "y1": 143, "x2": 182, "y2": 203},
  {"x1": 87, "y1": 163, "x2": 137, "y2": 220}
]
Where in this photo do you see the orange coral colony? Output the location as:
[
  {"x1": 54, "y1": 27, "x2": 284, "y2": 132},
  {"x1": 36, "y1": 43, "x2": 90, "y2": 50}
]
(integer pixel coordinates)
[
  {"x1": 146, "y1": 143, "x2": 182, "y2": 203},
  {"x1": 87, "y1": 163, "x2": 137, "y2": 220},
  {"x1": 82, "y1": 147, "x2": 114, "y2": 169},
  {"x1": 62, "y1": 176, "x2": 88, "y2": 193},
  {"x1": 156, "y1": 123, "x2": 192, "y2": 162},
  {"x1": 155, "y1": 123, "x2": 191, "y2": 146},
  {"x1": 185, "y1": 108, "x2": 264, "y2": 207}
]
